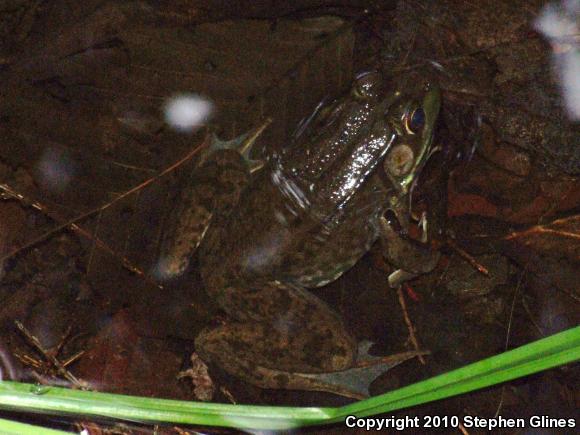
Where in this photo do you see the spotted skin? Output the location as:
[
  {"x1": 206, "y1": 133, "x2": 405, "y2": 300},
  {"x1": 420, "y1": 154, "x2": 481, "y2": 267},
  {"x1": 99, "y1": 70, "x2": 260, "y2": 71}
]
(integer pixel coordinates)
[
  {"x1": 161, "y1": 72, "x2": 442, "y2": 398},
  {"x1": 157, "y1": 150, "x2": 249, "y2": 279}
]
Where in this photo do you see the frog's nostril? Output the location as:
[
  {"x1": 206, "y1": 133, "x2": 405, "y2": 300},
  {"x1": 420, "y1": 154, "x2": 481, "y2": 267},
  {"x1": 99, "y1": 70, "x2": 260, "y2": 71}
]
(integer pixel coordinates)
[{"x1": 385, "y1": 144, "x2": 414, "y2": 177}]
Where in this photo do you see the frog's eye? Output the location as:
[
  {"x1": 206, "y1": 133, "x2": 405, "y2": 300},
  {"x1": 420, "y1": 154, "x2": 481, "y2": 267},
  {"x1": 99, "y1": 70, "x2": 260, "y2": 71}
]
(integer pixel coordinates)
[{"x1": 404, "y1": 107, "x2": 425, "y2": 134}]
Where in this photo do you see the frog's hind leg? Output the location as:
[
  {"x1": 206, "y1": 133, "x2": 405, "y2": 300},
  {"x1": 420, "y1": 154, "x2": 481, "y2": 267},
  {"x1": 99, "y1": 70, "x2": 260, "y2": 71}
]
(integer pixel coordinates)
[{"x1": 195, "y1": 279, "x2": 424, "y2": 399}]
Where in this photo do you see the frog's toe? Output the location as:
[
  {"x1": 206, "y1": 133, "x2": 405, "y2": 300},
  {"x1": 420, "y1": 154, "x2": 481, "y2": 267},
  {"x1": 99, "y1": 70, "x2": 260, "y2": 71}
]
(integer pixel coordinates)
[
  {"x1": 388, "y1": 269, "x2": 418, "y2": 288},
  {"x1": 207, "y1": 119, "x2": 269, "y2": 173},
  {"x1": 299, "y1": 349, "x2": 428, "y2": 399}
]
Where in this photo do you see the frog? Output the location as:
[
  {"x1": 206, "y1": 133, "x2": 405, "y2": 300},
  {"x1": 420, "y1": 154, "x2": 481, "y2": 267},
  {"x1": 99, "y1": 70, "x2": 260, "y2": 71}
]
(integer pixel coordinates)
[{"x1": 157, "y1": 70, "x2": 442, "y2": 399}]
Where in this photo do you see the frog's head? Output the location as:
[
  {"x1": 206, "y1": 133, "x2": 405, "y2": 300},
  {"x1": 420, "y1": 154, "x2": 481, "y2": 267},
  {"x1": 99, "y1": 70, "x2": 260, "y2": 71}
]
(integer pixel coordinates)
[
  {"x1": 279, "y1": 70, "x2": 442, "y2": 226},
  {"x1": 382, "y1": 83, "x2": 441, "y2": 197}
]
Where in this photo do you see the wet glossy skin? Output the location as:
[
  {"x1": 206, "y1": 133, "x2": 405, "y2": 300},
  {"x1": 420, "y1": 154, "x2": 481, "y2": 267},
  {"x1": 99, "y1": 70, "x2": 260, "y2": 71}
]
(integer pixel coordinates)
[{"x1": 159, "y1": 71, "x2": 441, "y2": 397}]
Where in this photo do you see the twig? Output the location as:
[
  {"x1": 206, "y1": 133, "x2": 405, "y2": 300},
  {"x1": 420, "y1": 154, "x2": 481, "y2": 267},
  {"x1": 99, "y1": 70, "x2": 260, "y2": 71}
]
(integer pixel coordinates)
[
  {"x1": 505, "y1": 226, "x2": 580, "y2": 241},
  {"x1": 458, "y1": 422, "x2": 470, "y2": 435},
  {"x1": 0, "y1": 182, "x2": 162, "y2": 289},
  {"x1": 14, "y1": 320, "x2": 89, "y2": 390},
  {"x1": 397, "y1": 285, "x2": 426, "y2": 365},
  {"x1": 504, "y1": 266, "x2": 528, "y2": 350},
  {"x1": 220, "y1": 386, "x2": 237, "y2": 405},
  {"x1": 493, "y1": 264, "x2": 528, "y2": 419},
  {"x1": 446, "y1": 238, "x2": 490, "y2": 276},
  {"x1": 521, "y1": 296, "x2": 545, "y2": 337},
  {"x1": 53, "y1": 326, "x2": 73, "y2": 358}
]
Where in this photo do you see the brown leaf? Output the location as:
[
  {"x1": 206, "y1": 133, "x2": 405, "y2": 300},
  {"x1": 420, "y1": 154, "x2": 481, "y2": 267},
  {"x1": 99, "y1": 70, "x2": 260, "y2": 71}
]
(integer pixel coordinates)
[
  {"x1": 77, "y1": 310, "x2": 188, "y2": 398},
  {"x1": 178, "y1": 353, "x2": 215, "y2": 402},
  {"x1": 449, "y1": 159, "x2": 580, "y2": 224},
  {"x1": 503, "y1": 215, "x2": 580, "y2": 295}
]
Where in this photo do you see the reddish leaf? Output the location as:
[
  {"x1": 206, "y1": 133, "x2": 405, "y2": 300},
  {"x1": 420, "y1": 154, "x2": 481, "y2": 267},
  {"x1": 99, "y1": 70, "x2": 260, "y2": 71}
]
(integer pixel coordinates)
[
  {"x1": 503, "y1": 215, "x2": 580, "y2": 295},
  {"x1": 77, "y1": 310, "x2": 188, "y2": 399}
]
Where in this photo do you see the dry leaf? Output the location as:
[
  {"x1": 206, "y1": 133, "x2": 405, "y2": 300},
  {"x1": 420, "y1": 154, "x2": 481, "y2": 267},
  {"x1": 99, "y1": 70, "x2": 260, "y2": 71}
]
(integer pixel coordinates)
[{"x1": 503, "y1": 215, "x2": 580, "y2": 295}]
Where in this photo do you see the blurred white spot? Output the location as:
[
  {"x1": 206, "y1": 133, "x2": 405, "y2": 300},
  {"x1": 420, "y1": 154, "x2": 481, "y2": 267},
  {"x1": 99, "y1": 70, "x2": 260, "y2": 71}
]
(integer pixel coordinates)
[
  {"x1": 152, "y1": 255, "x2": 187, "y2": 281},
  {"x1": 428, "y1": 60, "x2": 445, "y2": 72},
  {"x1": 535, "y1": 1, "x2": 580, "y2": 120},
  {"x1": 274, "y1": 210, "x2": 287, "y2": 225},
  {"x1": 242, "y1": 229, "x2": 291, "y2": 274},
  {"x1": 164, "y1": 94, "x2": 213, "y2": 132},
  {"x1": 36, "y1": 147, "x2": 75, "y2": 194}
]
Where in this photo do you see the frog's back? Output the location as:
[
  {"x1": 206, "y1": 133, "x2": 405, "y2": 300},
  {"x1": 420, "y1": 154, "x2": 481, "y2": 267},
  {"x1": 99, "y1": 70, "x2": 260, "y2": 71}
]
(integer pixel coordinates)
[
  {"x1": 200, "y1": 71, "x2": 398, "y2": 288},
  {"x1": 199, "y1": 167, "x2": 382, "y2": 290}
]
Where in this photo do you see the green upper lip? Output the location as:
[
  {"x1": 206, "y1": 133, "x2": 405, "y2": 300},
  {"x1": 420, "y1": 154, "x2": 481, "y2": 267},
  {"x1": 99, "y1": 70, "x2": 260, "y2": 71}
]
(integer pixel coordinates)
[{"x1": 399, "y1": 85, "x2": 441, "y2": 193}]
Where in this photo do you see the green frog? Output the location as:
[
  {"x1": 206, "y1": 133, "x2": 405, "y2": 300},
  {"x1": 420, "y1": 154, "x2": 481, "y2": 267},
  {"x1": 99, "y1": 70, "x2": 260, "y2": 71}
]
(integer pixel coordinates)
[{"x1": 158, "y1": 71, "x2": 442, "y2": 399}]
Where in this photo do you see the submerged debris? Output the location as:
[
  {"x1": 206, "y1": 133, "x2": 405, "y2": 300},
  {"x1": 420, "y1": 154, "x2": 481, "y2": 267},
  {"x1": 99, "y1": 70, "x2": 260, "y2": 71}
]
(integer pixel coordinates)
[{"x1": 178, "y1": 353, "x2": 215, "y2": 402}]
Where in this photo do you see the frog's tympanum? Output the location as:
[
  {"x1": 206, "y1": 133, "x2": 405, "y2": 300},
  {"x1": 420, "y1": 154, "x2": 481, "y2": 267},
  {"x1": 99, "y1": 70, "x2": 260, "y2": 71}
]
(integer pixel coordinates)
[{"x1": 158, "y1": 71, "x2": 442, "y2": 399}]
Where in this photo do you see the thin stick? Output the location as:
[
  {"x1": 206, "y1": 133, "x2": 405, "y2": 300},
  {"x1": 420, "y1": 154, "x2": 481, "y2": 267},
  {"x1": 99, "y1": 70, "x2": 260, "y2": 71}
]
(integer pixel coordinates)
[
  {"x1": 0, "y1": 183, "x2": 162, "y2": 289},
  {"x1": 493, "y1": 264, "x2": 528, "y2": 419},
  {"x1": 446, "y1": 238, "x2": 490, "y2": 276},
  {"x1": 61, "y1": 351, "x2": 86, "y2": 368},
  {"x1": 521, "y1": 296, "x2": 545, "y2": 337},
  {"x1": 458, "y1": 422, "x2": 470, "y2": 435},
  {"x1": 505, "y1": 219, "x2": 580, "y2": 241},
  {"x1": 397, "y1": 286, "x2": 426, "y2": 365},
  {"x1": 14, "y1": 320, "x2": 89, "y2": 390},
  {"x1": 220, "y1": 386, "x2": 237, "y2": 405}
]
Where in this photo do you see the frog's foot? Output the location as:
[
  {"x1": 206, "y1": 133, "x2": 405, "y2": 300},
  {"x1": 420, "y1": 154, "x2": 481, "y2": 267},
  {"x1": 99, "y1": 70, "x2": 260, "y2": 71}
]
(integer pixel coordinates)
[
  {"x1": 196, "y1": 279, "x2": 425, "y2": 399},
  {"x1": 297, "y1": 344, "x2": 427, "y2": 399},
  {"x1": 387, "y1": 269, "x2": 418, "y2": 288},
  {"x1": 379, "y1": 215, "x2": 441, "y2": 288},
  {"x1": 205, "y1": 118, "x2": 271, "y2": 173}
]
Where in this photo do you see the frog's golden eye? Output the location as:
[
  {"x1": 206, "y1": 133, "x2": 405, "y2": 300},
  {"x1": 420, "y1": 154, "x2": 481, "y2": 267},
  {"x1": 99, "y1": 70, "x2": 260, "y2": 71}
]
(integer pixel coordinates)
[{"x1": 404, "y1": 107, "x2": 426, "y2": 134}]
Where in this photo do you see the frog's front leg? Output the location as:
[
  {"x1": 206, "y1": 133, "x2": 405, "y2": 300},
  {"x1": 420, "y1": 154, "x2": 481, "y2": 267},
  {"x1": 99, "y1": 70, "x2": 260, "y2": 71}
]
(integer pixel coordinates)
[
  {"x1": 156, "y1": 120, "x2": 270, "y2": 279},
  {"x1": 195, "y1": 279, "x2": 422, "y2": 399},
  {"x1": 379, "y1": 214, "x2": 441, "y2": 288}
]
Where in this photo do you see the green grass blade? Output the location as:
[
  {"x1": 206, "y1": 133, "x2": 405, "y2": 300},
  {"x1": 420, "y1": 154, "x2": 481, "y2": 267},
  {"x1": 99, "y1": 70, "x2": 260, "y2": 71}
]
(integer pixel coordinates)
[
  {"x1": 0, "y1": 326, "x2": 577, "y2": 431},
  {"x1": 0, "y1": 417, "x2": 70, "y2": 435},
  {"x1": 0, "y1": 381, "x2": 333, "y2": 430}
]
